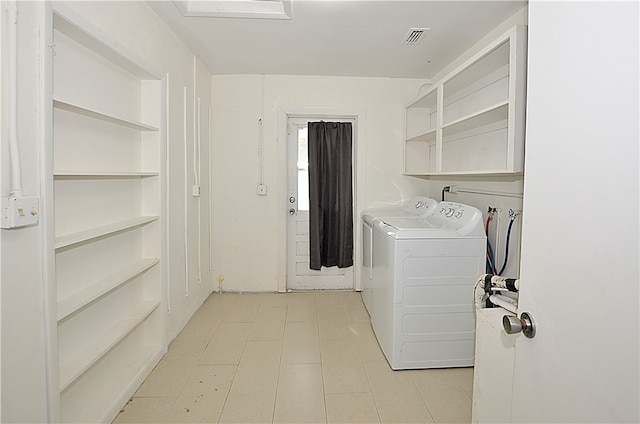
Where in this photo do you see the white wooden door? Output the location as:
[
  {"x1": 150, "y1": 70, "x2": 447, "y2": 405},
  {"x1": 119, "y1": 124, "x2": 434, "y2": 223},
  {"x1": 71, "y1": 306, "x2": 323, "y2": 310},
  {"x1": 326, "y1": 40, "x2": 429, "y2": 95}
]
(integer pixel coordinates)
[
  {"x1": 508, "y1": 2, "x2": 639, "y2": 422},
  {"x1": 286, "y1": 118, "x2": 354, "y2": 290}
]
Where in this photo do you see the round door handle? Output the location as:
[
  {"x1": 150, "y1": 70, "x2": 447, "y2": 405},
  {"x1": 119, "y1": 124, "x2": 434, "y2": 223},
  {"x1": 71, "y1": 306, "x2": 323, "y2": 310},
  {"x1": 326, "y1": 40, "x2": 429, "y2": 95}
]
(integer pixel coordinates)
[
  {"x1": 289, "y1": 208, "x2": 296, "y2": 215},
  {"x1": 503, "y1": 312, "x2": 536, "y2": 338}
]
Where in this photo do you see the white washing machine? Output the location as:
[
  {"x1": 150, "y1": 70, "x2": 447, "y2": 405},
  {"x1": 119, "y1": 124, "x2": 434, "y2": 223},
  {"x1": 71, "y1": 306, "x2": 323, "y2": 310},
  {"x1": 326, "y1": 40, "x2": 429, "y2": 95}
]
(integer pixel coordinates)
[
  {"x1": 369, "y1": 201, "x2": 486, "y2": 370},
  {"x1": 360, "y1": 197, "x2": 438, "y2": 314}
]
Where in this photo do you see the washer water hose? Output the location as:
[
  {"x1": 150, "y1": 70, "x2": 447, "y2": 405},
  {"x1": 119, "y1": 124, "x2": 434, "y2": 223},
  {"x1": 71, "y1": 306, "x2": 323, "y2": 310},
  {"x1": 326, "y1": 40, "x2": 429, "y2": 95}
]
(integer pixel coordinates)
[
  {"x1": 485, "y1": 209, "x2": 497, "y2": 274},
  {"x1": 486, "y1": 208, "x2": 519, "y2": 276},
  {"x1": 497, "y1": 210, "x2": 519, "y2": 275}
]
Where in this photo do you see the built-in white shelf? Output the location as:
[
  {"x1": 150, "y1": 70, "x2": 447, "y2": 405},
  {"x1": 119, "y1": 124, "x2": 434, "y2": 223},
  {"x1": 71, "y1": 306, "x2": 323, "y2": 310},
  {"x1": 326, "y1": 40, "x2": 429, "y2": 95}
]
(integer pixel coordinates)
[
  {"x1": 52, "y1": 5, "x2": 165, "y2": 422},
  {"x1": 54, "y1": 216, "x2": 159, "y2": 250},
  {"x1": 57, "y1": 258, "x2": 159, "y2": 322},
  {"x1": 442, "y1": 101, "x2": 509, "y2": 136},
  {"x1": 54, "y1": 171, "x2": 159, "y2": 179},
  {"x1": 406, "y1": 128, "x2": 437, "y2": 144},
  {"x1": 53, "y1": 99, "x2": 159, "y2": 132},
  {"x1": 402, "y1": 25, "x2": 527, "y2": 176},
  {"x1": 59, "y1": 300, "x2": 160, "y2": 392}
]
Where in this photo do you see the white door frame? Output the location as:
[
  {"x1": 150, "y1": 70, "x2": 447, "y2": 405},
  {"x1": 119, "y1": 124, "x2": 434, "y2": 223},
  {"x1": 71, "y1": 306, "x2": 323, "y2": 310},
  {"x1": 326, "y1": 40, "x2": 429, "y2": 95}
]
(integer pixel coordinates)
[{"x1": 277, "y1": 106, "x2": 366, "y2": 293}]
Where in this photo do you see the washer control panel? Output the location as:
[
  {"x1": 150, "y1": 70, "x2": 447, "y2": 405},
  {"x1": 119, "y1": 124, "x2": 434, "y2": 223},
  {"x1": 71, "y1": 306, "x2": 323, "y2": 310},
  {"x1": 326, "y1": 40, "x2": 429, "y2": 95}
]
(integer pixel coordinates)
[
  {"x1": 439, "y1": 202, "x2": 466, "y2": 219},
  {"x1": 431, "y1": 201, "x2": 484, "y2": 235}
]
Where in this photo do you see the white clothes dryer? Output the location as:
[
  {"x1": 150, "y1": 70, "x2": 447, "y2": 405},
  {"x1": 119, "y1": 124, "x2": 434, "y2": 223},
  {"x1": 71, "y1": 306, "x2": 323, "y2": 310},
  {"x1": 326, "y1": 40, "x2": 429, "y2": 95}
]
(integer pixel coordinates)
[
  {"x1": 369, "y1": 201, "x2": 486, "y2": 370},
  {"x1": 360, "y1": 197, "x2": 438, "y2": 314}
]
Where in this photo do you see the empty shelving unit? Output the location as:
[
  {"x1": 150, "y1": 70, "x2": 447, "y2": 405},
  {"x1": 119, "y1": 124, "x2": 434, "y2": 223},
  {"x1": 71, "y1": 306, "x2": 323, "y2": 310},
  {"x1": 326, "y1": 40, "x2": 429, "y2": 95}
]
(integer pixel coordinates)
[
  {"x1": 51, "y1": 5, "x2": 167, "y2": 422},
  {"x1": 403, "y1": 25, "x2": 527, "y2": 176}
]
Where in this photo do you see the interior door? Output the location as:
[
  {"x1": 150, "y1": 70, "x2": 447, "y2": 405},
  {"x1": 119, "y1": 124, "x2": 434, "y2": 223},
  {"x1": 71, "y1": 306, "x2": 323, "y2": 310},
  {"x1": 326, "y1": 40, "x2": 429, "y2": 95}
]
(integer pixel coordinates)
[
  {"x1": 508, "y1": 2, "x2": 639, "y2": 422},
  {"x1": 286, "y1": 117, "x2": 354, "y2": 290}
]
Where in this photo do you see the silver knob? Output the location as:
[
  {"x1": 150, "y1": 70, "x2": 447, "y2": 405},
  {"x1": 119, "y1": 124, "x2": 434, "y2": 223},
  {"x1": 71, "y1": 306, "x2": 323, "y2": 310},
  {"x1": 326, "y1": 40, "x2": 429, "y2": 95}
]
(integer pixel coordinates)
[
  {"x1": 503, "y1": 312, "x2": 536, "y2": 338},
  {"x1": 289, "y1": 208, "x2": 296, "y2": 215}
]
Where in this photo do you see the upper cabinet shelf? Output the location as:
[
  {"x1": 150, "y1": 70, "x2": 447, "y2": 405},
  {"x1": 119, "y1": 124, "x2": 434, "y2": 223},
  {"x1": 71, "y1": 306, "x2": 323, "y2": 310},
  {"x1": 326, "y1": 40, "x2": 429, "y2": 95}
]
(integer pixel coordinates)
[
  {"x1": 405, "y1": 88, "x2": 438, "y2": 141},
  {"x1": 403, "y1": 25, "x2": 527, "y2": 176}
]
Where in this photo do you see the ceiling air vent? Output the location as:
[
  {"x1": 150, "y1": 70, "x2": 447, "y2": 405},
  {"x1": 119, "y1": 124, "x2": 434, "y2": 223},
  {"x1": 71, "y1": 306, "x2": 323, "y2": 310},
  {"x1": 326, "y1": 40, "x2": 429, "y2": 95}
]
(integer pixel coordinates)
[{"x1": 402, "y1": 28, "x2": 430, "y2": 45}]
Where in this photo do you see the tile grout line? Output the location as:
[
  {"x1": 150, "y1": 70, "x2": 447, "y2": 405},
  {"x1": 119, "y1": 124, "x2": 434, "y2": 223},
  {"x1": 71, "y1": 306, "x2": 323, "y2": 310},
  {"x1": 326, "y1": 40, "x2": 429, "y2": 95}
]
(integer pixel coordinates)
[
  {"x1": 214, "y1": 298, "x2": 249, "y2": 423},
  {"x1": 315, "y1": 292, "x2": 330, "y2": 424},
  {"x1": 408, "y1": 370, "x2": 438, "y2": 424},
  {"x1": 270, "y1": 295, "x2": 289, "y2": 424}
]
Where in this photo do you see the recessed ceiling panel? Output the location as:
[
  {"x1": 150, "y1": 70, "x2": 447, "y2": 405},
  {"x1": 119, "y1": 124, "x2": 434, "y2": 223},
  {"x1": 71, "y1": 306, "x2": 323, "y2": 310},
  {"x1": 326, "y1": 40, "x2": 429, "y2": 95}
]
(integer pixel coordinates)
[{"x1": 173, "y1": 0, "x2": 293, "y2": 19}]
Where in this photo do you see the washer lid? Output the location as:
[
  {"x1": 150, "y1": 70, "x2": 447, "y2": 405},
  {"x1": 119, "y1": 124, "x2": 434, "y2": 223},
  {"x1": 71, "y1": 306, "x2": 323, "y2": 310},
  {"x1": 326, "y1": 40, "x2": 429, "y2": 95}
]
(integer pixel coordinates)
[
  {"x1": 361, "y1": 196, "x2": 438, "y2": 222},
  {"x1": 383, "y1": 217, "x2": 445, "y2": 230},
  {"x1": 378, "y1": 202, "x2": 485, "y2": 238}
]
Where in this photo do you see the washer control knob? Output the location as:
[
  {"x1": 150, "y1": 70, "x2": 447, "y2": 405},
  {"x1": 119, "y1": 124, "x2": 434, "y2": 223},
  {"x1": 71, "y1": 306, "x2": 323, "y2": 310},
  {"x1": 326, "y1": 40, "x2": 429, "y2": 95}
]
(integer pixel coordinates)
[
  {"x1": 445, "y1": 208, "x2": 455, "y2": 217},
  {"x1": 454, "y1": 211, "x2": 463, "y2": 218}
]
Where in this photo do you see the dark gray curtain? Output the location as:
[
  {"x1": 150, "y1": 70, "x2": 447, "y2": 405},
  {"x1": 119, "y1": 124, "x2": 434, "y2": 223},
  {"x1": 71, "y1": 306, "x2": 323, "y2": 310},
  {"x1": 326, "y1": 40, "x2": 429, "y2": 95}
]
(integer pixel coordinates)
[{"x1": 307, "y1": 121, "x2": 353, "y2": 270}]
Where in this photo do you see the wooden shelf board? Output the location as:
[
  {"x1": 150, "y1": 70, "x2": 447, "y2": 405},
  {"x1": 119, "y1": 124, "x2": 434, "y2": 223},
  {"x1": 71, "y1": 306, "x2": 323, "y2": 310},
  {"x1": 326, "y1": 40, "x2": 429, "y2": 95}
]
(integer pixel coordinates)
[
  {"x1": 406, "y1": 129, "x2": 437, "y2": 143},
  {"x1": 442, "y1": 39, "x2": 510, "y2": 97},
  {"x1": 53, "y1": 99, "x2": 159, "y2": 132},
  {"x1": 442, "y1": 101, "x2": 509, "y2": 135},
  {"x1": 54, "y1": 171, "x2": 159, "y2": 179},
  {"x1": 57, "y1": 258, "x2": 159, "y2": 322},
  {"x1": 59, "y1": 301, "x2": 160, "y2": 392},
  {"x1": 55, "y1": 216, "x2": 159, "y2": 250},
  {"x1": 407, "y1": 86, "x2": 438, "y2": 109}
]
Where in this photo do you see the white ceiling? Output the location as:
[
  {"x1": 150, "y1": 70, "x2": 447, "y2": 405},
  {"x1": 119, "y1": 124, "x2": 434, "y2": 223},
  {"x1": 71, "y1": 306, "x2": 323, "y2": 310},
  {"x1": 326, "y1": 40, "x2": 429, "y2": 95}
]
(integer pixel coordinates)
[{"x1": 149, "y1": 0, "x2": 527, "y2": 79}]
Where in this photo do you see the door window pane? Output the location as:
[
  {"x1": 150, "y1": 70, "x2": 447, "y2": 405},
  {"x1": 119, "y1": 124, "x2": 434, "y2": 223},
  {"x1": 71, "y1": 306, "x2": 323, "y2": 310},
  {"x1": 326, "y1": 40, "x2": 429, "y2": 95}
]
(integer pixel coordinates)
[{"x1": 297, "y1": 126, "x2": 309, "y2": 211}]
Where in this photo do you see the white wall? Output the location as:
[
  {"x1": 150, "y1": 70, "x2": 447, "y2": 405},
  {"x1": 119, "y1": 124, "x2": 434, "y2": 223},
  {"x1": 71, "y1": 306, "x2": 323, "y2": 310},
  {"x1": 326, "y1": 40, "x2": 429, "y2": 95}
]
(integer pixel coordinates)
[
  {"x1": 211, "y1": 74, "x2": 430, "y2": 292},
  {"x1": 0, "y1": 3, "x2": 50, "y2": 421},
  {"x1": 0, "y1": 2, "x2": 213, "y2": 421}
]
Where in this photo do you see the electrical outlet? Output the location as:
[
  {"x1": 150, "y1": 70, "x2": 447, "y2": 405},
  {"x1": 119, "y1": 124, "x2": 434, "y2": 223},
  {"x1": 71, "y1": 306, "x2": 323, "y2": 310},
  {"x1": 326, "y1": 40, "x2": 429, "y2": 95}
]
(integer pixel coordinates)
[
  {"x1": 256, "y1": 184, "x2": 267, "y2": 196},
  {"x1": 1, "y1": 196, "x2": 39, "y2": 229},
  {"x1": 192, "y1": 184, "x2": 201, "y2": 197}
]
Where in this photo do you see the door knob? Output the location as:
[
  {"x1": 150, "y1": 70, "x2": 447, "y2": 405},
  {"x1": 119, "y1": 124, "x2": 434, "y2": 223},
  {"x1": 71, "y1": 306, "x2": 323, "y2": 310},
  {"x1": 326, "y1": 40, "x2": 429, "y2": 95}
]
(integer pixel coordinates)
[
  {"x1": 289, "y1": 208, "x2": 296, "y2": 215},
  {"x1": 503, "y1": 312, "x2": 536, "y2": 338}
]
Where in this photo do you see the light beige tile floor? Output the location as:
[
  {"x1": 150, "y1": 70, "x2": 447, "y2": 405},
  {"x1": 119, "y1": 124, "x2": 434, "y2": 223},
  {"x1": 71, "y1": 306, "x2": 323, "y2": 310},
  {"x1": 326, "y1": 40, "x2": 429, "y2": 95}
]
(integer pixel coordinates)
[{"x1": 114, "y1": 291, "x2": 473, "y2": 424}]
